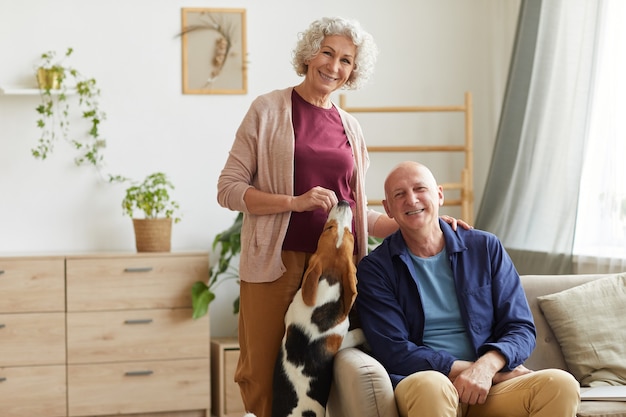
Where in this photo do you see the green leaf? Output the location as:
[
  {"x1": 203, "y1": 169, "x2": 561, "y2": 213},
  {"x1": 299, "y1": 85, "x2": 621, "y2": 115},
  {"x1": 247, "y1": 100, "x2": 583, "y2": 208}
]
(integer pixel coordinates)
[
  {"x1": 191, "y1": 281, "x2": 215, "y2": 320},
  {"x1": 190, "y1": 212, "x2": 242, "y2": 319}
]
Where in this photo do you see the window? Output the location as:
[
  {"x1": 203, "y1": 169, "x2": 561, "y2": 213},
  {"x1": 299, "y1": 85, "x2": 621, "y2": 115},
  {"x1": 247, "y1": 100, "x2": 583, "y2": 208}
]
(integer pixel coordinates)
[{"x1": 574, "y1": 0, "x2": 626, "y2": 270}]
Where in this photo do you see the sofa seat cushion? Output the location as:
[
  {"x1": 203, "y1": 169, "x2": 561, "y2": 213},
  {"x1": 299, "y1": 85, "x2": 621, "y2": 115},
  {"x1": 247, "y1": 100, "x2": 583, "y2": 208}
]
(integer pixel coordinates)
[
  {"x1": 577, "y1": 394, "x2": 626, "y2": 417},
  {"x1": 537, "y1": 273, "x2": 626, "y2": 387}
]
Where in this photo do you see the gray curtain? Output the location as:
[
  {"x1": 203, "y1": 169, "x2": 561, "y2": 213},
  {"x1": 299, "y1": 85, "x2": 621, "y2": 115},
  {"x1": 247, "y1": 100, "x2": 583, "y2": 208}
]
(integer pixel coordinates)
[{"x1": 475, "y1": 0, "x2": 602, "y2": 274}]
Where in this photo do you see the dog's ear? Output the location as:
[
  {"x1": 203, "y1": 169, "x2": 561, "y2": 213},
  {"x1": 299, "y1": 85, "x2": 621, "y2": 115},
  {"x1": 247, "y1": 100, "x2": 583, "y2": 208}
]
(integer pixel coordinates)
[
  {"x1": 338, "y1": 227, "x2": 357, "y2": 317},
  {"x1": 301, "y1": 257, "x2": 322, "y2": 307},
  {"x1": 341, "y1": 262, "x2": 358, "y2": 318}
]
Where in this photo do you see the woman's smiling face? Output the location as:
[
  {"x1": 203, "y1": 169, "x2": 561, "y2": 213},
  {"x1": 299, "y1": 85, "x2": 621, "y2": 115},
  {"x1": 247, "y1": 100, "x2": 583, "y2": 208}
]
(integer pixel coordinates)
[{"x1": 305, "y1": 35, "x2": 356, "y2": 94}]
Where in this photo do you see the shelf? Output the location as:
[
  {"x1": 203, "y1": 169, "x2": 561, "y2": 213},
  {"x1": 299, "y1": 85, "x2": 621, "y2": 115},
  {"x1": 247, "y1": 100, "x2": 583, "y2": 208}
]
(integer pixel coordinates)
[{"x1": 0, "y1": 86, "x2": 75, "y2": 95}]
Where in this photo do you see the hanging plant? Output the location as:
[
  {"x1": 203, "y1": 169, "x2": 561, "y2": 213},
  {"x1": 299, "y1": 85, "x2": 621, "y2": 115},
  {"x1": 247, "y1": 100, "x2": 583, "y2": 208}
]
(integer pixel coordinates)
[{"x1": 33, "y1": 47, "x2": 107, "y2": 168}]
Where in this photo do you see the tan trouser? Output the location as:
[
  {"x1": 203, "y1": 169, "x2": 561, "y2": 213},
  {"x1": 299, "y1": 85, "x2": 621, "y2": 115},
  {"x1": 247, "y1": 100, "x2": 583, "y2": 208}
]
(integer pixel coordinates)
[
  {"x1": 395, "y1": 368, "x2": 580, "y2": 417},
  {"x1": 235, "y1": 251, "x2": 311, "y2": 417}
]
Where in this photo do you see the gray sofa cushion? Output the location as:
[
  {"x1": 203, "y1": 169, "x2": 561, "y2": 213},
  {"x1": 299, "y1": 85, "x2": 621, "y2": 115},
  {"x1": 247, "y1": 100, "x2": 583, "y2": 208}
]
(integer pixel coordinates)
[
  {"x1": 537, "y1": 274, "x2": 626, "y2": 386},
  {"x1": 521, "y1": 274, "x2": 616, "y2": 371},
  {"x1": 522, "y1": 273, "x2": 626, "y2": 417}
]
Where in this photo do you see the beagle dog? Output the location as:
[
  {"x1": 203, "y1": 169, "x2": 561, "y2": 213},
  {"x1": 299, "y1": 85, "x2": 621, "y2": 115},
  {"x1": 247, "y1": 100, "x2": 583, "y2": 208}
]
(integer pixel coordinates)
[{"x1": 270, "y1": 199, "x2": 363, "y2": 417}]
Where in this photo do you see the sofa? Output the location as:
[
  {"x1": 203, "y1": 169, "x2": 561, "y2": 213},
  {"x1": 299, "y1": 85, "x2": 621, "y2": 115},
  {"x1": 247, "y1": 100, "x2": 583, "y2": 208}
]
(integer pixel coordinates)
[{"x1": 327, "y1": 272, "x2": 626, "y2": 417}]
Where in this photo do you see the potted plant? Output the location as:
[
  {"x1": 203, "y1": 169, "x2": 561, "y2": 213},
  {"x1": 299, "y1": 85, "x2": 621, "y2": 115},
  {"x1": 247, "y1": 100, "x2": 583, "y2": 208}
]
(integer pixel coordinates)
[
  {"x1": 121, "y1": 172, "x2": 181, "y2": 252},
  {"x1": 33, "y1": 47, "x2": 107, "y2": 169},
  {"x1": 192, "y1": 211, "x2": 242, "y2": 319}
]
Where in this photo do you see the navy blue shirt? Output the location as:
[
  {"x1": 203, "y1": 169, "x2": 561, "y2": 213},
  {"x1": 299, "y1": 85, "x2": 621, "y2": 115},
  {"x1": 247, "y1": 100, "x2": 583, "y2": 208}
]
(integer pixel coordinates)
[{"x1": 356, "y1": 219, "x2": 536, "y2": 388}]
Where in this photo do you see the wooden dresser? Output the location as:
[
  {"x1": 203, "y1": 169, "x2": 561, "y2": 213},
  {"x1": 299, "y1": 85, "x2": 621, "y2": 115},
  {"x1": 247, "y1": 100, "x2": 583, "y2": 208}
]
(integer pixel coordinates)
[
  {"x1": 0, "y1": 257, "x2": 67, "y2": 417},
  {"x1": 0, "y1": 252, "x2": 210, "y2": 417}
]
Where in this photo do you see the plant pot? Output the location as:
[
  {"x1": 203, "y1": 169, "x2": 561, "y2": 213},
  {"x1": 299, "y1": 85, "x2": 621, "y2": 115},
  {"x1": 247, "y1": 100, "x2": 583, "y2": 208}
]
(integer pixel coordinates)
[
  {"x1": 132, "y1": 218, "x2": 172, "y2": 252},
  {"x1": 37, "y1": 67, "x2": 62, "y2": 90}
]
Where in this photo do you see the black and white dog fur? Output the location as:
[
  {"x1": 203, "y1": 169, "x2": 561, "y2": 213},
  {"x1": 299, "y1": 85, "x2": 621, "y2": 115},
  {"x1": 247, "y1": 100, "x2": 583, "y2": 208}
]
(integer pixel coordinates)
[{"x1": 244, "y1": 200, "x2": 364, "y2": 417}]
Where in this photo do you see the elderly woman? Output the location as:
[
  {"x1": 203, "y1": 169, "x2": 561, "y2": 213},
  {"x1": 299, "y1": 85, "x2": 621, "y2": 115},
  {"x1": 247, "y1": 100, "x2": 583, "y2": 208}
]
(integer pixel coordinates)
[{"x1": 217, "y1": 16, "x2": 463, "y2": 417}]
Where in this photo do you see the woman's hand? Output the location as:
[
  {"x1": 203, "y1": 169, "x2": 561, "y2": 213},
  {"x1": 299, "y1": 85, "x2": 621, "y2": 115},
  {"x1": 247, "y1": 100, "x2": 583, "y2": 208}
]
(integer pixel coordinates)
[
  {"x1": 292, "y1": 186, "x2": 338, "y2": 213},
  {"x1": 440, "y1": 215, "x2": 473, "y2": 231}
]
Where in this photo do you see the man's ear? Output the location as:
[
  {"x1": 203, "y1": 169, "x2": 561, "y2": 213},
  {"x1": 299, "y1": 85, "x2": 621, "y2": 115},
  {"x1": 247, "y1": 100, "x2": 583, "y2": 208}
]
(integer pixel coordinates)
[
  {"x1": 438, "y1": 185, "x2": 445, "y2": 206},
  {"x1": 382, "y1": 199, "x2": 393, "y2": 218}
]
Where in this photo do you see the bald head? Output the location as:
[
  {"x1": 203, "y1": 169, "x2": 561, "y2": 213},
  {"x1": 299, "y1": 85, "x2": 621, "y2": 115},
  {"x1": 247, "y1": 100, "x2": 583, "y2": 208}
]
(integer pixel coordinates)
[{"x1": 384, "y1": 161, "x2": 439, "y2": 200}]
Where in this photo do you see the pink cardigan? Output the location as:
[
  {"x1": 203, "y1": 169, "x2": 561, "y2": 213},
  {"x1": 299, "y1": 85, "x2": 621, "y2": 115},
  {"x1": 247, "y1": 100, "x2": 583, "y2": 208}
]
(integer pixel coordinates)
[{"x1": 217, "y1": 87, "x2": 382, "y2": 283}]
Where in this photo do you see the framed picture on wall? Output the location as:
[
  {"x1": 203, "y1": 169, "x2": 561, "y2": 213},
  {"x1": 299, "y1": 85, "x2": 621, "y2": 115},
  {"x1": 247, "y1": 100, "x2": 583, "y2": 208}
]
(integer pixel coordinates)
[{"x1": 181, "y1": 8, "x2": 247, "y2": 94}]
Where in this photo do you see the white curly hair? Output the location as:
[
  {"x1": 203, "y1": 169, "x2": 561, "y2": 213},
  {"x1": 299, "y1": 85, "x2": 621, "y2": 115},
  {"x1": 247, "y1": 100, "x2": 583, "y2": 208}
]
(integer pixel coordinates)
[{"x1": 291, "y1": 17, "x2": 379, "y2": 90}]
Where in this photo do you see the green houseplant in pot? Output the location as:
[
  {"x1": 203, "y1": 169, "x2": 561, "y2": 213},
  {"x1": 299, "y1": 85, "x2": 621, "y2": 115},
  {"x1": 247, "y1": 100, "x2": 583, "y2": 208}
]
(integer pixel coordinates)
[
  {"x1": 192, "y1": 211, "x2": 242, "y2": 319},
  {"x1": 121, "y1": 172, "x2": 181, "y2": 252},
  {"x1": 33, "y1": 47, "x2": 107, "y2": 169}
]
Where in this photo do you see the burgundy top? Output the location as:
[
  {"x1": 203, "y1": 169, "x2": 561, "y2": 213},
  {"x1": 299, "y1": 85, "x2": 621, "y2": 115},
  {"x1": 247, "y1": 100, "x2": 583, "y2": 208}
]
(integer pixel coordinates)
[{"x1": 282, "y1": 89, "x2": 356, "y2": 253}]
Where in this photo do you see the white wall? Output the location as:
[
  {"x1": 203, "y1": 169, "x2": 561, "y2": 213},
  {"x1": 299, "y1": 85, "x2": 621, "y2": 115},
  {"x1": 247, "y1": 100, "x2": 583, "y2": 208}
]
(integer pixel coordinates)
[{"x1": 0, "y1": 0, "x2": 520, "y2": 337}]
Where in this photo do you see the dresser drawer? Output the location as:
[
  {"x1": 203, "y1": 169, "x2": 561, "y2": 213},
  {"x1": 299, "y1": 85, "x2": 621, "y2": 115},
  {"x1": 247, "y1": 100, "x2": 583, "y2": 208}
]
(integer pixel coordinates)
[
  {"x1": 67, "y1": 308, "x2": 209, "y2": 363},
  {"x1": 0, "y1": 365, "x2": 67, "y2": 417},
  {"x1": 0, "y1": 257, "x2": 65, "y2": 313},
  {"x1": 67, "y1": 358, "x2": 210, "y2": 416},
  {"x1": 66, "y1": 253, "x2": 209, "y2": 311},
  {"x1": 0, "y1": 312, "x2": 66, "y2": 366}
]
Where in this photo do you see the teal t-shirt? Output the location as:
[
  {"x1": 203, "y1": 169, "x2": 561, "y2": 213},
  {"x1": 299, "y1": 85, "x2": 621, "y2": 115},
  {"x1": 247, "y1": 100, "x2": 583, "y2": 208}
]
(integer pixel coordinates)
[{"x1": 410, "y1": 248, "x2": 476, "y2": 361}]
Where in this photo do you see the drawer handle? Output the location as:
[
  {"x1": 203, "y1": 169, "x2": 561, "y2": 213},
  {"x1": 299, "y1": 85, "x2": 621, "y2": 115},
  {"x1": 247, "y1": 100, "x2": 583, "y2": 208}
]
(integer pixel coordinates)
[
  {"x1": 125, "y1": 370, "x2": 153, "y2": 377},
  {"x1": 0, "y1": 324, "x2": 5, "y2": 329},
  {"x1": 0, "y1": 270, "x2": 5, "y2": 275},
  {"x1": 124, "y1": 267, "x2": 153, "y2": 273},
  {"x1": 124, "y1": 319, "x2": 153, "y2": 325},
  {"x1": 0, "y1": 377, "x2": 6, "y2": 382}
]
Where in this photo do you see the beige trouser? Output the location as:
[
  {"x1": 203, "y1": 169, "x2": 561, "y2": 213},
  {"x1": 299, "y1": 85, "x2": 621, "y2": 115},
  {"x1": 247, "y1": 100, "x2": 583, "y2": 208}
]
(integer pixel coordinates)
[
  {"x1": 234, "y1": 251, "x2": 312, "y2": 417},
  {"x1": 395, "y1": 368, "x2": 580, "y2": 417}
]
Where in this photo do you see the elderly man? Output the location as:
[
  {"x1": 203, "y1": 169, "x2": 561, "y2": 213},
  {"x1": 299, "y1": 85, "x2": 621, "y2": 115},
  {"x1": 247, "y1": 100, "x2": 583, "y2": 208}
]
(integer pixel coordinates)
[{"x1": 355, "y1": 161, "x2": 580, "y2": 417}]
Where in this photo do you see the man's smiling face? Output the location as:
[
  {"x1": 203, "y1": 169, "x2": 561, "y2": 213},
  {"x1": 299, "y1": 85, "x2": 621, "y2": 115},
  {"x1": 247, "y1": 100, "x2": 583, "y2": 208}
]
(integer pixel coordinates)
[{"x1": 382, "y1": 162, "x2": 444, "y2": 231}]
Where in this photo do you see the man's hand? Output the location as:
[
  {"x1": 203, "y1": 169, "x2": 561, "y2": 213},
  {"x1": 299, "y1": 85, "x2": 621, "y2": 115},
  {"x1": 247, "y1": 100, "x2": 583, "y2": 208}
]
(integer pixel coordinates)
[
  {"x1": 492, "y1": 365, "x2": 534, "y2": 385},
  {"x1": 452, "y1": 361, "x2": 496, "y2": 405},
  {"x1": 450, "y1": 351, "x2": 505, "y2": 405}
]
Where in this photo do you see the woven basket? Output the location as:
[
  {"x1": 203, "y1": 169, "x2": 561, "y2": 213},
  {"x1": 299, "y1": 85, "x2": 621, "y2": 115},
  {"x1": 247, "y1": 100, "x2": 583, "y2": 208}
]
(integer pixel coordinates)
[{"x1": 132, "y1": 218, "x2": 172, "y2": 252}]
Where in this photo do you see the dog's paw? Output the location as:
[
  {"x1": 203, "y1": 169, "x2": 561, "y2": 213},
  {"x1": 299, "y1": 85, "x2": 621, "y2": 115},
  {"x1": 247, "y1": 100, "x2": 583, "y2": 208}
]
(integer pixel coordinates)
[
  {"x1": 243, "y1": 414, "x2": 257, "y2": 417},
  {"x1": 340, "y1": 328, "x2": 366, "y2": 349}
]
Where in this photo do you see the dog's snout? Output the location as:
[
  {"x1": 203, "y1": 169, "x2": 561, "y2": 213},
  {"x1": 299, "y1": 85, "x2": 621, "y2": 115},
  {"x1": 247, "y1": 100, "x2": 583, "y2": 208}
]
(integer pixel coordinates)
[
  {"x1": 330, "y1": 200, "x2": 352, "y2": 218},
  {"x1": 328, "y1": 200, "x2": 353, "y2": 239}
]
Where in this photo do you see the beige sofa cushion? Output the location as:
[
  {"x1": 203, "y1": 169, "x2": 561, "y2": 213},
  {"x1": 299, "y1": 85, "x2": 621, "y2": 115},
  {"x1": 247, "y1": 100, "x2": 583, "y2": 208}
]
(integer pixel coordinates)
[{"x1": 537, "y1": 273, "x2": 626, "y2": 387}]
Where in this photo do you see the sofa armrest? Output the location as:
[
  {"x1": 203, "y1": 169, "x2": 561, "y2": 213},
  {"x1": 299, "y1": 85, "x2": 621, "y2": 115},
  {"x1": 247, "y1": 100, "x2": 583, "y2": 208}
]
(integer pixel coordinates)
[{"x1": 327, "y1": 347, "x2": 398, "y2": 417}]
